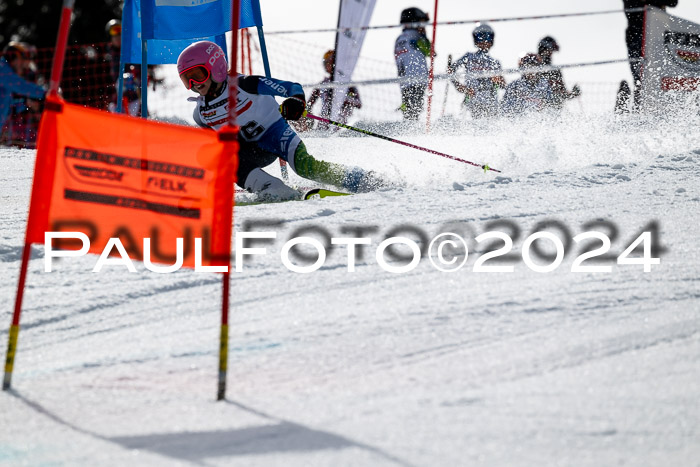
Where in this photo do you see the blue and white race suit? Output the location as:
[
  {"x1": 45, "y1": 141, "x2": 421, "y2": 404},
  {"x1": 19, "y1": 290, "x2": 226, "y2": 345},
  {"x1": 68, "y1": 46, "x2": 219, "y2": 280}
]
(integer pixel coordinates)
[
  {"x1": 501, "y1": 76, "x2": 553, "y2": 115},
  {"x1": 451, "y1": 50, "x2": 502, "y2": 118},
  {"x1": 394, "y1": 28, "x2": 430, "y2": 90},
  {"x1": 189, "y1": 74, "x2": 370, "y2": 196},
  {"x1": 191, "y1": 74, "x2": 304, "y2": 164}
]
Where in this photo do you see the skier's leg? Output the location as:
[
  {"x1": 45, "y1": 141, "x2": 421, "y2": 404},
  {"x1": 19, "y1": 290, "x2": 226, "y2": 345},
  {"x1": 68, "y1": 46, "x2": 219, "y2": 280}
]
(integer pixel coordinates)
[
  {"x1": 401, "y1": 85, "x2": 425, "y2": 121},
  {"x1": 242, "y1": 168, "x2": 301, "y2": 200},
  {"x1": 238, "y1": 141, "x2": 300, "y2": 200},
  {"x1": 289, "y1": 140, "x2": 387, "y2": 193}
]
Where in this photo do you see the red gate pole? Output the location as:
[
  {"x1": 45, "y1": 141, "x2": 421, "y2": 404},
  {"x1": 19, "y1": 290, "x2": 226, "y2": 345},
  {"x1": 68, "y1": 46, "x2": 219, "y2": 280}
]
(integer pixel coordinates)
[
  {"x1": 217, "y1": 0, "x2": 241, "y2": 402},
  {"x1": 239, "y1": 29, "x2": 245, "y2": 74},
  {"x1": 48, "y1": 0, "x2": 76, "y2": 97},
  {"x1": 3, "y1": 246, "x2": 31, "y2": 390},
  {"x1": 245, "y1": 30, "x2": 253, "y2": 74},
  {"x1": 3, "y1": 0, "x2": 75, "y2": 391},
  {"x1": 425, "y1": 0, "x2": 439, "y2": 133}
]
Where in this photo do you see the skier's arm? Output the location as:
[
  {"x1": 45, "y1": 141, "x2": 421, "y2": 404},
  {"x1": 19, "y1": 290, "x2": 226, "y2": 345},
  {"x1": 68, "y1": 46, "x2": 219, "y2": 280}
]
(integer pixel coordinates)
[
  {"x1": 238, "y1": 75, "x2": 306, "y2": 120},
  {"x1": 187, "y1": 96, "x2": 209, "y2": 129},
  {"x1": 491, "y1": 63, "x2": 506, "y2": 89},
  {"x1": 307, "y1": 88, "x2": 321, "y2": 109},
  {"x1": 238, "y1": 75, "x2": 304, "y2": 100},
  {"x1": 451, "y1": 73, "x2": 475, "y2": 97},
  {"x1": 549, "y1": 69, "x2": 580, "y2": 100},
  {"x1": 448, "y1": 58, "x2": 466, "y2": 93},
  {"x1": 568, "y1": 84, "x2": 581, "y2": 99},
  {"x1": 416, "y1": 36, "x2": 432, "y2": 58},
  {"x1": 193, "y1": 108, "x2": 208, "y2": 128},
  {"x1": 448, "y1": 56, "x2": 474, "y2": 96},
  {"x1": 347, "y1": 86, "x2": 361, "y2": 109}
]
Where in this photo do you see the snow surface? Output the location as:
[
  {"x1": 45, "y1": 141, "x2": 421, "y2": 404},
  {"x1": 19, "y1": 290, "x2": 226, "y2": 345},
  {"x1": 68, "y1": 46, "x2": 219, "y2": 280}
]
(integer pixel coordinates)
[{"x1": 1, "y1": 112, "x2": 699, "y2": 466}]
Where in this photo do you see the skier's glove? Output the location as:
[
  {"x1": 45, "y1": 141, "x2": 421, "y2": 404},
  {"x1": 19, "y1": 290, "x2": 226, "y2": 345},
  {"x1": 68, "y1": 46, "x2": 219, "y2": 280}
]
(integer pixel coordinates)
[{"x1": 280, "y1": 95, "x2": 306, "y2": 121}]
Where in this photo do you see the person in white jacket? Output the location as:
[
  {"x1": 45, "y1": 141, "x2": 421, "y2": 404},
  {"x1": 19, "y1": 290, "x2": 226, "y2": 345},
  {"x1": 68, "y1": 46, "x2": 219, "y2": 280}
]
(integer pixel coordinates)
[
  {"x1": 394, "y1": 7, "x2": 432, "y2": 121},
  {"x1": 449, "y1": 23, "x2": 505, "y2": 120},
  {"x1": 501, "y1": 53, "x2": 553, "y2": 116}
]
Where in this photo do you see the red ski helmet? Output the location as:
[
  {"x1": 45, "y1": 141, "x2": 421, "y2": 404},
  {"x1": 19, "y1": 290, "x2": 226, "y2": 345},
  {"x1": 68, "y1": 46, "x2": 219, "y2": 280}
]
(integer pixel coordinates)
[{"x1": 177, "y1": 41, "x2": 228, "y2": 84}]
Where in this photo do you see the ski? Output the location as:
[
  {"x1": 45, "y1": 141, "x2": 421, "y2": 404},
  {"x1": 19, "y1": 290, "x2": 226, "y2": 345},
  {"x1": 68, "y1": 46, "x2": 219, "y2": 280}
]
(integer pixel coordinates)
[
  {"x1": 303, "y1": 188, "x2": 351, "y2": 200},
  {"x1": 236, "y1": 188, "x2": 351, "y2": 206}
]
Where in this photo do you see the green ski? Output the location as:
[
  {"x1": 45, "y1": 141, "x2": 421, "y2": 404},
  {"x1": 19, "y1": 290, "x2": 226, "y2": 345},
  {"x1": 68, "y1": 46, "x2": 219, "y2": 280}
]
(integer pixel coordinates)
[
  {"x1": 303, "y1": 188, "x2": 351, "y2": 200},
  {"x1": 236, "y1": 188, "x2": 351, "y2": 206}
]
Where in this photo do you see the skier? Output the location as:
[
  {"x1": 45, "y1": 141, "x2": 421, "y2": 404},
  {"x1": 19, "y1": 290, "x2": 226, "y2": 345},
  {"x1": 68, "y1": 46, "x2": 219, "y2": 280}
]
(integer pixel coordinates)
[
  {"x1": 177, "y1": 41, "x2": 385, "y2": 200},
  {"x1": 537, "y1": 36, "x2": 580, "y2": 111},
  {"x1": 298, "y1": 49, "x2": 362, "y2": 131},
  {"x1": 394, "y1": 7, "x2": 432, "y2": 121},
  {"x1": 0, "y1": 42, "x2": 46, "y2": 132},
  {"x1": 623, "y1": 0, "x2": 678, "y2": 110},
  {"x1": 448, "y1": 23, "x2": 505, "y2": 119},
  {"x1": 501, "y1": 53, "x2": 553, "y2": 116}
]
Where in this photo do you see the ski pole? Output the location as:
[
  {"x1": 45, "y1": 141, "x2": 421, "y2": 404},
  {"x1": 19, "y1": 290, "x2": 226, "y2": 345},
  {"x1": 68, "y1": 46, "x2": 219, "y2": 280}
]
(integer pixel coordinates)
[
  {"x1": 305, "y1": 113, "x2": 500, "y2": 173},
  {"x1": 441, "y1": 54, "x2": 452, "y2": 118}
]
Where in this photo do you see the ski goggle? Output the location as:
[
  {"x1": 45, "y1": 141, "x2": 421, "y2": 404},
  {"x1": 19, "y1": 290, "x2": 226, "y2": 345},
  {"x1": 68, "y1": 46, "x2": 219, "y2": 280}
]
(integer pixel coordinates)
[
  {"x1": 474, "y1": 32, "x2": 494, "y2": 43},
  {"x1": 179, "y1": 65, "x2": 210, "y2": 90}
]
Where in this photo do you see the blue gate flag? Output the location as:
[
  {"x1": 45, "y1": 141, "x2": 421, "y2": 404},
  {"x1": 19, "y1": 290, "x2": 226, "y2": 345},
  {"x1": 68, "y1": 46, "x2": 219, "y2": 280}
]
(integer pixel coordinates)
[
  {"x1": 121, "y1": 0, "x2": 230, "y2": 65},
  {"x1": 141, "y1": 0, "x2": 263, "y2": 41},
  {"x1": 120, "y1": 0, "x2": 262, "y2": 65}
]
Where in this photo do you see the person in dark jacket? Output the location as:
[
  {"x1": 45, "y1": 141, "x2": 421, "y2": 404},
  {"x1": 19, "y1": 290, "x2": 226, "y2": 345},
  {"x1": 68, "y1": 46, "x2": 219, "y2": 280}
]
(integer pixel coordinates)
[
  {"x1": 537, "y1": 36, "x2": 580, "y2": 111},
  {"x1": 623, "y1": 0, "x2": 678, "y2": 109},
  {"x1": 298, "y1": 50, "x2": 362, "y2": 131},
  {"x1": 0, "y1": 42, "x2": 46, "y2": 131}
]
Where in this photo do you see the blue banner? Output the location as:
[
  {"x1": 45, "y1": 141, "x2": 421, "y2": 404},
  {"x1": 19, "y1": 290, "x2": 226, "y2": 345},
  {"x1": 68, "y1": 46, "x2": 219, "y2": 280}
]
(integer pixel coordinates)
[
  {"x1": 120, "y1": 0, "x2": 262, "y2": 64},
  {"x1": 142, "y1": 0, "x2": 263, "y2": 40}
]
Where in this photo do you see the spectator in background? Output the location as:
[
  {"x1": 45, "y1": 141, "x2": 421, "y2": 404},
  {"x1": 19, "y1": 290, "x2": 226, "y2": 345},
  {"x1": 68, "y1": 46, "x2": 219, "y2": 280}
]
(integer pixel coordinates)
[
  {"x1": 501, "y1": 53, "x2": 553, "y2": 116},
  {"x1": 449, "y1": 23, "x2": 505, "y2": 120},
  {"x1": 104, "y1": 19, "x2": 159, "y2": 116},
  {"x1": 623, "y1": 0, "x2": 678, "y2": 110},
  {"x1": 537, "y1": 36, "x2": 580, "y2": 111},
  {"x1": 104, "y1": 19, "x2": 139, "y2": 115},
  {"x1": 394, "y1": 7, "x2": 432, "y2": 121},
  {"x1": 21, "y1": 43, "x2": 43, "y2": 86},
  {"x1": 0, "y1": 41, "x2": 46, "y2": 144},
  {"x1": 297, "y1": 49, "x2": 362, "y2": 131},
  {"x1": 105, "y1": 19, "x2": 123, "y2": 85}
]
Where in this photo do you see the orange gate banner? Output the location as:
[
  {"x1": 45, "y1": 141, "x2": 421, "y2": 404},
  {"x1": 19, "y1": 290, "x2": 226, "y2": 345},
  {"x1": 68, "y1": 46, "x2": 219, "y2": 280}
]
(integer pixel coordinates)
[{"x1": 26, "y1": 97, "x2": 237, "y2": 269}]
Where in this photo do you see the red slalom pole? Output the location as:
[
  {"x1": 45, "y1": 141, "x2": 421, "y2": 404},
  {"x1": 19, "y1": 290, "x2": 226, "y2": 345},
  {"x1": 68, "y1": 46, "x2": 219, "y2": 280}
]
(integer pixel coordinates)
[
  {"x1": 305, "y1": 113, "x2": 501, "y2": 173},
  {"x1": 215, "y1": 0, "x2": 242, "y2": 402},
  {"x1": 3, "y1": 0, "x2": 75, "y2": 392},
  {"x1": 48, "y1": 0, "x2": 75, "y2": 97},
  {"x1": 245, "y1": 30, "x2": 253, "y2": 74},
  {"x1": 3, "y1": 245, "x2": 30, "y2": 390},
  {"x1": 426, "y1": 0, "x2": 439, "y2": 133}
]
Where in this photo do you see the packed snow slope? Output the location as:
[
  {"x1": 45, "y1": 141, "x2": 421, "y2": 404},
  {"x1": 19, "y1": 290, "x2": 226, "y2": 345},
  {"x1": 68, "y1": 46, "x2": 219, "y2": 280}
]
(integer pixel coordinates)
[{"x1": 1, "y1": 111, "x2": 699, "y2": 466}]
